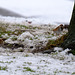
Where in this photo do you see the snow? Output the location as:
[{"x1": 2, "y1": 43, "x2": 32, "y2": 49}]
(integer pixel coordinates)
[
  {"x1": 0, "y1": 49, "x2": 75, "y2": 75},
  {"x1": 0, "y1": 0, "x2": 75, "y2": 75},
  {"x1": 54, "y1": 47, "x2": 63, "y2": 52},
  {"x1": 0, "y1": 22, "x2": 74, "y2": 75},
  {"x1": 18, "y1": 32, "x2": 34, "y2": 41}
]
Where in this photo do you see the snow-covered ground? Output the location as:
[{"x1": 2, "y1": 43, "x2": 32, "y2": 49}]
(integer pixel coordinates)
[
  {"x1": 0, "y1": 49, "x2": 75, "y2": 75},
  {"x1": 0, "y1": 21, "x2": 67, "y2": 52},
  {"x1": 0, "y1": 19, "x2": 74, "y2": 75},
  {"x1": 0, "y1": 0, "x2": 75, "y2": 75}
]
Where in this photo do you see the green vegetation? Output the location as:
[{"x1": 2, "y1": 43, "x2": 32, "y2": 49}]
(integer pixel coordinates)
[
  {"x1": 23, "y1": 67, "x2": 35, "y2": 72},
  {"x1": 5, "y1": 43, "x2": 13, "y2": 48},
  {"x1": 0, "y1": 66, "x2": 8, "y2": 71},
  {"x1": 34, "y1": 37, "x2": 38, "y2": 39},
  {"x1": 0, "y1": 22, "x2": 40, "y2": 38},
  {"x1": 0, "y1": 24, "x2": 7, "y2": 38},
  {"x1": 11, "y1": 36, "x2": 17, "y2": 41},
  {"x1": 51, "y1": 52, "x2": 58, "y2": 55},
  {"x1": 16, "y1": 24, "x2": 29, "y2": 29},
  {"x1": 0, "y1": 23, "x2": 12, "y2": 37},
  {"x1": 24, "y1": 54, "x2": 29, "y2": 57},
  {"x1": 45, "y1": 34, "x2": 67, "y2": 50},
  {"x1": 29, "y1": 37, "x2": 33, "y2": 40},
  {"x1": 12, "y1": 30, "x2": 25, "y2": 36},
  {"x1": 24, "y1": 62, "x2": 32, "y2": 65},
  {"x1": 72, "y1": 72, "x2": 75, "y2": 75},
  {"x1": 0, "y1": 23, "x2": 27, "y2": 38},
  {"x1": 13, "y1": 57, "x2": 16, "y2": 59},
  {"x1": 0, "y1": 61, "x2": 13, "y2": 64}
]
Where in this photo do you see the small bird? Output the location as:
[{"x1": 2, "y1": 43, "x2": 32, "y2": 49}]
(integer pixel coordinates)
[
  {"x1": 53, "y1": 24, "x2": 63, "y2": 35},
  {"x1": 28, "y1": 21, "x2": 32, "y2": 24},
  {"x1": 26, "y1": 20, "x2": 32, "y2": 24}
]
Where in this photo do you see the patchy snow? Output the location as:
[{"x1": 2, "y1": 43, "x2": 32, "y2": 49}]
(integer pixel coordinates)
[
  {"x1": 0, "y1": 49, "x2": 75, "y2": 75},
  {"x1": 0, "y1": 21, "x2": 67, "y2": 52},
  {"x1": 54, "y1": 47, "x2": 63, "y2": 52},
  {"x1": 0, "y1": 0, "x2": 75, "y2": 75},
  {"x1": 0, "y1": 20, "x2": 74, "y2": 75},
  {"x1": 18, "y1": 32, "x2": 34, "y2": 41}
]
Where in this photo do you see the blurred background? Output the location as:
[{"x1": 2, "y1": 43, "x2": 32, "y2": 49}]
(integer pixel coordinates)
[{"x1": 0, "y1": 0, "x2": 74, "y2": 24}]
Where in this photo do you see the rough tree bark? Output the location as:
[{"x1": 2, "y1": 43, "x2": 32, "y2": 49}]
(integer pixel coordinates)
[{"x1": 61, "y1": 2, "x2": 75, "y2": 49}]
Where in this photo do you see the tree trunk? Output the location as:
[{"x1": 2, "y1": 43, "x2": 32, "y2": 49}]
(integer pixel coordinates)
[{"x1": 61, "y1": 3, "x2": 75, "y2": 49}]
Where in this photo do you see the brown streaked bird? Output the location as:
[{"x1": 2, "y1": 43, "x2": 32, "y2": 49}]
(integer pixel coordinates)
[
  {"x1": 28, "y1": 21, "x2": 32, "y2": 24},
  {"x1": 26, "y1": 20, "x2": 32, "y2": 24},
  {"x1": 53, "y1": 24, "x2": 63, "y2": 35}
]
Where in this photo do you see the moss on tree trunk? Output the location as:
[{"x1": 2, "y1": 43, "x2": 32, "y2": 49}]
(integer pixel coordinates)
[{"x1": 61, "y1": 3, "x2": 75, "y2": 49}]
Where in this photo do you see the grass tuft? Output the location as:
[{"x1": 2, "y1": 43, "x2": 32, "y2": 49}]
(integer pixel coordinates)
[
  {"x1": 0, "y1": 66, "x2": 8, "y2": 71},
  {"x1": 23, "y1": 67, "x2": 35, "y2": 72},
  {"x1": 45, "y1": 34, "x2": 67, "y2": 50}
]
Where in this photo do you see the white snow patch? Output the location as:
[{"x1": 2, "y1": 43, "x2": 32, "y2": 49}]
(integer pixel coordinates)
[
  {"x1": 54, "y1": 47, "x2": 63, "y2": 52},
  {"x1": 1, "y1": 34, "x2": 9, "y2": 38},
  {"x1": 18, "y1": 32, "x2": 34, "y2": 41},
  {"x1": 0, "y1": 49, "x2": 75, "y2": 75}
]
